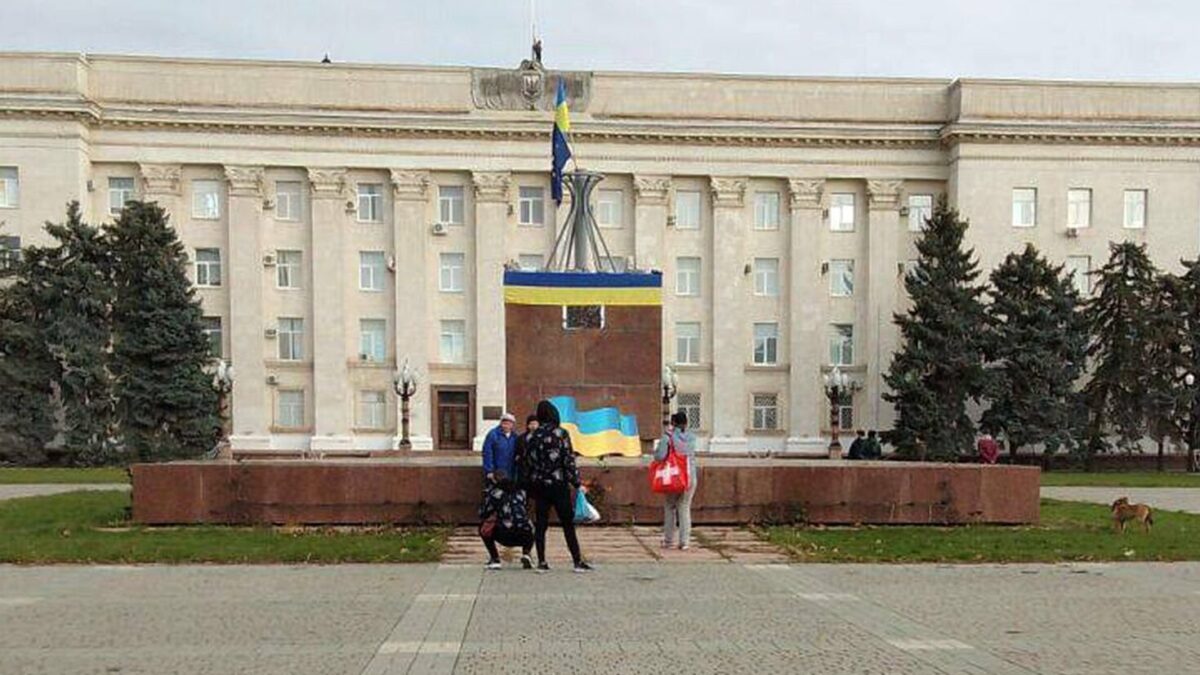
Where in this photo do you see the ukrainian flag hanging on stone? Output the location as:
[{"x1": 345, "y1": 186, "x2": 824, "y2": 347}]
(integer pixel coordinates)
[
  {"x1": 551, "y1": 79, "x2": 572, "y2": 205},
  {"x1": 503, "y1": 270, "x2": 662, "y2": 306},
  {"x1": 549, "y1": 396, "x2": 641, "y2": 458}
]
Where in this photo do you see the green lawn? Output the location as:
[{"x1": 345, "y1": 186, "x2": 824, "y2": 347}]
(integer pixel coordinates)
[
  {"x1": 762, "y1": 499, "x2": 1200, "y2": 563},
  {"x1": 0, "y1": 467, "x2": 130, "y2": 484},
  {"x1": 0, "y1": 490, "x2": 447, "y2": 564},
  {"x1": 1040, "y1": 471, "x2": 1200, "y2": 488}
]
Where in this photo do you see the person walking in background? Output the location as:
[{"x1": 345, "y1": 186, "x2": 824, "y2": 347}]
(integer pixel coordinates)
[
  {"x1": 482, "y1": 412, "x2": 517, "y2": 483},
  {"x1": 977, "y1": 433, "x2": 999, "y2": 465},
  {"x1": 513, "y1": 414, "x2": 539, "y2": 487},
  {"x1": 524, "y1": 400, "x2": 592, "y2": 573},
  {"x1": 846, "y1": 429, "x2": 867, "y2": 460},
  {"x1": 656, "y1": 411, "x2": 698, "y2": 550},
  {"x1": 865, "y1": 430, "x2": 882, "y2": 460},
  {"x1": 478, "y1": 469, "x2": 535, "y2": 570}
]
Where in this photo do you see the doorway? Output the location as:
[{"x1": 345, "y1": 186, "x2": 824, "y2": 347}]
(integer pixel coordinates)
[{"x1": 433, "y1": 386, "x2": 474, "y2": 450}]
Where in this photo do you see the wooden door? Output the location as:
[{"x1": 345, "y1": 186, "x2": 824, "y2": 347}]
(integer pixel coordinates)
[{"x1": 434, "y1": 387, "x2": 473, "y2": 450}]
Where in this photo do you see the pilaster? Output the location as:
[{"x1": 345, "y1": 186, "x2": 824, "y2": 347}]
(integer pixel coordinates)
[
  {"x1": 390, "y1": 169, "x2": 434, "y2": 450},
  {"x1": 865, "y1": 179, "x2": 904, "y2": 431},
  {"x1": 785, "y1": 178, "x2": 828, "y2": 454},
  {"x1": 633, "y1": 175, "x2": 671, "y2": 271},
  {"x1": 307, "y1": 167, "x2": 354, "y2": 451},
  {"x1": 222, "y1": 165, "x2": 271, "y2": 449},
  {"x1": 472, "y1": 171, "x2": 511, "y2": 449},
  {"x1": 708, "y1": 176, "x2": 749, "y2": 453}
]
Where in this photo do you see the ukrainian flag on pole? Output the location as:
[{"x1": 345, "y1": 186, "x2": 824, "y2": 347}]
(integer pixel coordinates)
[{"x1": 551, "y1": 78, "x2": 572, "y2": 206}]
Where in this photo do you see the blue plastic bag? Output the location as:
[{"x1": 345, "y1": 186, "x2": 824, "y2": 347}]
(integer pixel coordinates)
[{"x1": 574, "y1": 489, "x2": 600, "y2": 524}]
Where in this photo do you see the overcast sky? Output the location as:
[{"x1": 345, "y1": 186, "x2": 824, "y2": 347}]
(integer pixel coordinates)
[{"x1": 2, "y1": 0, "x2": 1195, "y2": 81}]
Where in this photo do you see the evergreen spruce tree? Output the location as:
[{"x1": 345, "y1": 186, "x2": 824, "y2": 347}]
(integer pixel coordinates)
[
  {"x1": 1143, "y1": 273, "x2": 1187, "y2": 470},
  {"x1": 26, "y1": 203, "x2": 117, "y2": 465},
  {"x1": 1083, "y1": 241, "x2": 1160, "y2": 456},
  {"x1": 982, "y1": 244, "x2": 1088, "y2": 456},
  {"x1": 0, "y1": 232, "x2": 58, "y2": 464},
  {"x1": 884, "y1": 200, "x2": 989, "y2": 460},
  {"x1": 1165, "y1": 259, "x2": 1200, "y2": 472},
  {"x1": 108, "y1": 201, "x2": 219, "y2": 461}
]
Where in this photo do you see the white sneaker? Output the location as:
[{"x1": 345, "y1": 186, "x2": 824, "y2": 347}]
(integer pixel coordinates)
[{"x1": 485, "y1": 560, "x2": 502, "y2": 570}]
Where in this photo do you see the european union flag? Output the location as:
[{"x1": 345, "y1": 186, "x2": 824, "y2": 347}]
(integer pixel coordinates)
[{"x1": 551, "y1": 78, "x2": 572, "y2": 205}]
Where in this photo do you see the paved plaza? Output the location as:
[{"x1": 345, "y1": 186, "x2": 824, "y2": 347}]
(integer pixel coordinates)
[
  {"x1": 1041, "y1": 486, "x2": 1200, "y2": 514},
  {"x1": 2, "y1": 559, "x2": 1199, "y2": 674},
  {"x1": 0, "y1": 484, "x2": 129, "y2": 502}
]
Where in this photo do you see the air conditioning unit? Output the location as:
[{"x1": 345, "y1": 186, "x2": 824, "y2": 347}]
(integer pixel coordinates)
[
  {"x1": 264, "y1": 328, "x2": 278, "y2": 339},
  {"x1": 345, "y1": 200, "x2": 357, "y2": 214},
  {"x1": 386, "y1": 255, "x2": 396, "y2": 272},
  {"x1": 359, "y1": 353, "x2": 369, "y2": 361},
  {"x1": 820, "y1": 260, "x2": 830, "y2": 275},
  {"x1": 86, "y1": 179, "x2": 95, "y2": 192},
  {"x1": 262, "y1": 252, "x2": 277, "y2": 266},
  {"x1": 666, "y1": 215, "x2": 677, "y2": 228},
  {"x1": 266, "y1": 375, "x2": 278, "y2": 386},
  {"x1": 1066, "y1": 227, "x2": 1080, "y2": 238},
  {"x1": 431, "y1": 222, "x2": 448, "y2": 236},
  {"x1": 262, "y1": 198, "x2": 275, "y2": 211},
  {"x1": 899, "y1": 205, "x2": 911, "y2": 216}
]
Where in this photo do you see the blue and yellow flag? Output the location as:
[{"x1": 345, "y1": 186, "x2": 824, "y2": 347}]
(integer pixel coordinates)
[{"x1": 551, "y1": 78, "x2": 572, "y2": 205}]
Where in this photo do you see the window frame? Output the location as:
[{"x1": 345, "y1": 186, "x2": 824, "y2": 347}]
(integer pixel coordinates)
[
  {"x1": 675, "y1": 257, "x2": 701, "y2": 297},
  {"x1": 517, "y1": 254, "x2": 543, "y2": 272},
  {"x1": 194, "y1": 248, "x2": 222, "y2": 288},
  {"x1": 675, "y1": 321, "x2": 701, "y2": 365},
  {"x1": 1012, "y1": 188, "x2": 1037, "y2": 228},
  {"x1": 829, "y1": 324, "x2": 854, "y2": 366},
  {"x1": 677, "y1": 392, "x2": 702, "y2": 431},
  {"x1": 275, "y1": 249, "x2": 302, "y2": 290},
  {"x1": 439, "y1": 319, "x2": 466, "y2": 363},
  {"x1": 751, "y1": 393, "x2": 780, "y2": 431},
  {"x1": 275, "y1": 181, "x2": 302, "y2": 222},
  {"x1": 109, "y1": 177, "x2": 136, "y2": 216},
  {"x1": 753, "y1": 322, "x2": 779, "y2": 366},
  {"x1": 907, "y1": 194, "x2": 933, "y2": 232},
  {"x1": 754, "y1": 191, "x2": 781, "y2": 231},
  {"x1": 439, "y1": 252, "x2": 465, "y2": 293},
  {"x1": 359, "y1": 319, "x2": 387, "y2": 363},
  {"x1": 753, "y1": 258, "x2": 780, "y2": 297},
  {"x1": 1066, "y1": 255, "x2": 1092, "y2": 296},
  {"x1": 518, "y1": 186, "x2": 546, "y2": 226},
  {"x1": 358, "y1": 251, "x2": 386, "y2": 292},
  {"x1": 829, "y1": 193, "x2": 856, "y2": 232},
  {"x1": 438, "y1": 185, "x2": 465, "y2": 225},
  {"x1": 829, "y1": 259, "x2": 855, "y2": 297},
  {"x1": 358, "y1": 390, "x2": 387, "y2": 429},
  {"x1": 191, "y1": 179, "x2": 221, "y2": 220},
  {"x1": 1066, "y1": 188, "x2": 1092, "y2": 229},
  {"x1": 0, "y1": 167, "x2": 19, "y2": 208},
  {"x1": 674, "y1": 190, "x2": 701, "y2": 230},
  {"x1": 201, "y1": 316, "x2": 223, "y2": 358},
  {"x1": 596, "y1": 189, "x2": 624, "y2": 228},
  {"x1": 276, "y1": 390, "x2": 305, "y2": 429},
  {"x1": 1123, "y1": 189, "x2": 1147, "y2": 229},
  {"x1": 277, "y1": 317, "x2": 304, "y2": 361},
  {"x1": 356, "y1": 183, "x2": 383, "y2": 223}
]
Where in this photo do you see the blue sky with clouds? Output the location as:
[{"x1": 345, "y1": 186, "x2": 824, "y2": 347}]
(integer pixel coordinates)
[{"x1": 2, "y1": 0, "x2": 1193, "y2": 80}]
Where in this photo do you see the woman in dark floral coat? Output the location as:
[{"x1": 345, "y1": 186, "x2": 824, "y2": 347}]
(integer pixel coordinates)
[
  {"x1": 478, "y1": 469, "x2": 534, "y2": 570},
  {"x1": 521, "y1": 400, "x2": 592, "y2": 573}
]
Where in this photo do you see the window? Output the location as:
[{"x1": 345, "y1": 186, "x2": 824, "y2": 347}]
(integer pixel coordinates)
[
  {"x1": 357, "y1": 183, "x2": 383, "y2": 222},
  {"x1": 677, "y1": 393, "x2": 701, "y2": 431},
  {"x1": 829, "y1": 193, "x2": 855, "y2": 231},
  {"x1": 753, "y1": 258, "x2": 780, "y2": 297},
  {"x1": 563, "y1": 305, "x2": 605, "y2": 330},
  {"x1": 908, "y1": 194, "x2": 933, "y2": 232},
  {"x1": 358, "y1": 390, "x2": 386, "y2": 429},
  {"x1": 359, "y1": 319, "x2": 386, "y2": 362},
  {"x1": 439, "y1": 320, "x2": 466, "y2": 363},
  {"x1": 278, "y1": 318, "x2": 304, "y2": 361},
  {"x1": 439, "y1": 185, "x2": 465, "y2": 225},
  {"x1": 754, "y1": 191, "x2": 780, "y2": 230},
  {"x1": 838, "y1": 397, "x2": 854, "y2": 430},
  {"x1": 192, "y1": 179, "x2": 220, "y2": 220},
  {"x1": 275, "y1": 181, "x2": 301, "y2": 221},
  {"x1": 752, "y1": 393, "x2": 779, "y2": 431},
  {"x1": 201, "y1": 316, "x2": 222, "y2": 358},
  {"x1": 517, "y1": 254, "x2": 543, "y2": 271},
  {"x1": 1012, "y1": 188, "x2": 1037, "y2": 227},
  {"x1": 675, "y1": 190, "x2": 701, "y2": 230},
  {"x1": 676, "y1": 257, "x2": 701, "y2": 296},
  {"x1": 829, "y1": 259, "x2": 854, "y2": 297},
  {"x1": 276, "y1": 250, "x2": 301, "y2": 289},
  {"x1": 359, "y1": 251, "x2": 386, "y2": 291},
  {"x1": 277, "y1": 390, "x2": 305, "y2": 428},
  {"x1": 676, "y1": 322, "x2": 701, "y2": 365},
  {"x1": 439, "y1": 252, "x2": 465, "y2": 292},
  {"x1": 109, "y1": 177, "x2": 135, "y2": 215},
  {"x1": 753, "y1": 323, "x2": 779, "y2": 365},
  {"x1": 1067, "y1": 188, "x2": 1091, "y2": 229},
  {"x1": 1066, "y1": 255, "x2": 1092, "y2": 296},
  {"x1": 194, "y1": 249, "x2": 221, "y2": 287},
  {"x1": 830, "y1": 324, "x2": 854, "y2": 366},
  {"x1": 0, "y1": 235, "x2": 20, "y2": 271},
  {"x1": 1124, "y1": 190, "x2": 1147, "y2": 229},
  {"x1": 518, "y1": 186, "x2": 545, "y2": 226},
  {"x1": 0, "y1": 167, "x2": 18, "y2": 208},
  {"x1": 596, "y1": 189, "x2": 623, "y2": 228}
]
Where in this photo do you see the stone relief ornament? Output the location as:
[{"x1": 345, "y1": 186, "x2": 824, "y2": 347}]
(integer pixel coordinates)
[
  {"x1": 788, "y1": 178, "x2": 826, "y2": 210},
  {"x1": 472, "y1": 59, "x2": 591, "y2": 112},
  {"x1": 223, "y1": 165, "x2": 265, "y2": 198},
  {"x1": 633, "y1": 175, "x2": 672, "y2": 205},
  {"x1": 390, "y1": 170, "x2": 430, "y2": 201},
  {"x1": 867, "y1": 179, "x2": 904, "y2": 209},
  {"x1": 138, "y1": 163, "x2": 181, "y2": 195},
  {"x1": 709, "y1": 177, "x2": 748, "y2": 208},
  {"x1": 306, "y1": 167, "x2": 348, "y2": 200},
  {"x1": 471, "y1": 172, "x2": 512, "y2": 203}
]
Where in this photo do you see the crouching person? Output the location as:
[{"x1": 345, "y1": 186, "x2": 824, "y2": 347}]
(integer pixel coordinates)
[{"x1": 479, "y1": 469, "x2": 535, "y2": 570}]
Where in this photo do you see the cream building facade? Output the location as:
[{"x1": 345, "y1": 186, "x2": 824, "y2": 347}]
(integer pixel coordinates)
[{"x1": 1, "y1": 52, "x2": 1197, "y2": 454}]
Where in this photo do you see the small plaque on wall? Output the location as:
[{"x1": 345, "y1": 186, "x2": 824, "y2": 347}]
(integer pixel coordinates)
[{"x1": 482, "y1": 406, "x2": 503, "y2": 420}]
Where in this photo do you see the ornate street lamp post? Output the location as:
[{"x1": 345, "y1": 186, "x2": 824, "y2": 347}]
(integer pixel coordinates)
[
  {"x1": 661, "y1": 364, "x2": 678, "y2": 429},
  {"x1": 823, "y1": 366, "x2": 851, "y2": 459},
  {"x1": 393, "y1": 358, "x2": 419, "y2": 451},
  {"x1": 212, "y1": 358, "x2": 234, "y2": 444}
]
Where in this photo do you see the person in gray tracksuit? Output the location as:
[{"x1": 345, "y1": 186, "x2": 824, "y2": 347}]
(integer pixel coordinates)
[{"x1": 655, "y1": 411, "x2": 698, "y2": 550}]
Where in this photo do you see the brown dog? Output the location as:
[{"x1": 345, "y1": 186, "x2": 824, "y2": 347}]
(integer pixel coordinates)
[{"x1": 1111, "y1": 497, "x2": 1154, "y2": 533}]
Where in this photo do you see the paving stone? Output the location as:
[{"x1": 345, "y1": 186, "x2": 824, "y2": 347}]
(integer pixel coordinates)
[{"x1": 1041, "y1": 486, "x2": 1200, "y2": 514}]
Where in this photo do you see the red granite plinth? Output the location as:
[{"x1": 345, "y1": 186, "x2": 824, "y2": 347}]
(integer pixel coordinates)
[{"x1": 131, "y1": 459, "x2": 1040, "y2": 526}]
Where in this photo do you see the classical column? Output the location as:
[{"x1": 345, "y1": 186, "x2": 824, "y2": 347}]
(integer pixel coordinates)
[
  {"x1": 785, "y1": 178, "x2": 827, "y2": 454},
  {"x1": 307, "y1": 167, "x2": 354, "y2": 451},
  {"x1": 865, "y1": 179, "x2": 904, "y2": 431},
  {"x1": 138, "y1": 163, "x2": 182, "y2": 224},
  {"x1": 223, "y1": 165, "x2": 271, "y2": 450},
  {"x1": 390, "y1": 169, "x2": 434, "y2": 450},
  {"x1": 708, "y1": 177, "x2": 749, "y2": 453},
  {"x1": 633, "y1": 175, "x2": 671, "y2": 271},
  {"x1": 472, "y1": 171, "x2": 511, "y2": 449}
]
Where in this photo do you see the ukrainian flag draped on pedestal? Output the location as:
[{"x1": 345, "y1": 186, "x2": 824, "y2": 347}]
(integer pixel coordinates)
[{"x1": 551, "y1": 79, "x2": 572, "y2": 206}]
